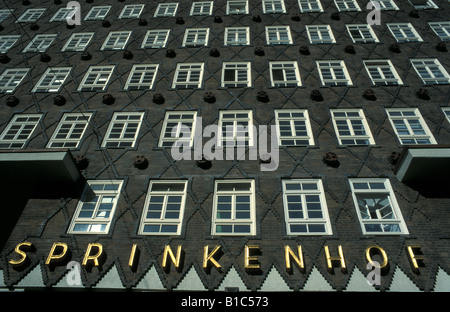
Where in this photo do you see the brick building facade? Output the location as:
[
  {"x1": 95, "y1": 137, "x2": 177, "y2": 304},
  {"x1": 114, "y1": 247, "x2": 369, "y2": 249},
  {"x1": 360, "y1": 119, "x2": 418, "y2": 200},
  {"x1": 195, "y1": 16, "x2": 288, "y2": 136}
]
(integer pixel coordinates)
[{"x1": 0, "y1": 0, "x2": 449, "y2": 292}]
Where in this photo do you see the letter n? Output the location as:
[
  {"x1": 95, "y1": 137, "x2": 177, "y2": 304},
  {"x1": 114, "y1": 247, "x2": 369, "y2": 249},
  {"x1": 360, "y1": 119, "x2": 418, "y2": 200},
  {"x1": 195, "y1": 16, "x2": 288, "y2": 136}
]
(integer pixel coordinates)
[
  {"x1": 285, "y1": 245, "x2": 304, "y2": 273},
  {"x1": 162, "y1": 245, "x2": 183, "y2": 272}
]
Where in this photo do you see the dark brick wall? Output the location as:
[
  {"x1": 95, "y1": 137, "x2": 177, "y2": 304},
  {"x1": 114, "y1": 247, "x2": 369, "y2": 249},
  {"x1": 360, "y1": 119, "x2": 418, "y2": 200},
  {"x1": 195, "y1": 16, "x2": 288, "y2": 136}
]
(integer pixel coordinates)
[{"x1": 0, "y1": 0, "x2": 449, "y2": 291}]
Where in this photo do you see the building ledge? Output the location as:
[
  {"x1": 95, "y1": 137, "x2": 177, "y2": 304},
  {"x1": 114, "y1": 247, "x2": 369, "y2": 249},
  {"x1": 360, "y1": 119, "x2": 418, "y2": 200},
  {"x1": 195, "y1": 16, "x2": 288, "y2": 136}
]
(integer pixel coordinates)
[
  {"x1": 394, "y1": 145, "x2": 450, "y2": 197},
  {"x1": 0, "y1": 149, "x2": 84, "y2": 198}
]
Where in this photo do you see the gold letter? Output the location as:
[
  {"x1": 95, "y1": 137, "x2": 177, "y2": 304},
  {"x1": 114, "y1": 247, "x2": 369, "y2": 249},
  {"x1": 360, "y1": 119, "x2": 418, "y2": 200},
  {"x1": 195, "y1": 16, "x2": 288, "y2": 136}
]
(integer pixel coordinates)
[
  {"x1": 45, "y1": 242, "x2": 68, "y2": 266},
  {"x1": 128, "y1": 244, "x2": 139, "y2": 271},
  {"x1": 82, "y1": 243, "x2": 104, "y2": 267},
  {"x1": 9, "y1": 241, "x2": 33, "y2": 267},
  {"x1": 245, "y1": 245, "x2": 260, "y2": 271},
  {"x1": 365, "y1": 245, "x2": 388, "y2": 269},
  {"x1": 285, "y1": 245, "x2": 304, "y2": 273},
  {"x1": 203, "y1": 245, "x2": 222, "y2": 271},
  {"x1": 324, "y1": 245, "x2": 346, "y2": 273},
  {"x1": 406, "y1": 245, "x2": 424, "y2": 273},
  {"x1": 162, "y1": 245, "x2": 182, "y2": 271}
]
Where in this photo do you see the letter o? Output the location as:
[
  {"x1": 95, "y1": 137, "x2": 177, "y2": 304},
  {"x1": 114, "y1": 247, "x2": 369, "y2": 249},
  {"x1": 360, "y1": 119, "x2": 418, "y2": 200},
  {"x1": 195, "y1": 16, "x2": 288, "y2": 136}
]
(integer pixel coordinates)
[{"x1": 365, "y1": 245, "x2": 388, "y2": 269}]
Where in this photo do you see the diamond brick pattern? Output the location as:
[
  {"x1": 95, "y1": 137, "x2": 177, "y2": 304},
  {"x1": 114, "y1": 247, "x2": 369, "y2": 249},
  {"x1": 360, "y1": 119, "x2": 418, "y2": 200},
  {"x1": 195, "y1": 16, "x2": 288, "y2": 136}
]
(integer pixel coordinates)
[{"x1": 0, "y1": 0, "x2": 449, "y2": 292}]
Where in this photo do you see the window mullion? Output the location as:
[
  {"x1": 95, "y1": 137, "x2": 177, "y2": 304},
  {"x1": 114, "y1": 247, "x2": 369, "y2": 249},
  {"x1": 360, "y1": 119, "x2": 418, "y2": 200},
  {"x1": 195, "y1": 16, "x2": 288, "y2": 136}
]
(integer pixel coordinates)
[
  {"x1": 119, "y1": 120, "x2": 127, "y2": 140},
  {"x1": 161, "y1": 195, "x2": 168, "y2": 221},
  {"x1": 92, "y1": 194, "x2": 103, "y2": 221},
  {"x1": 232, "y1": 194, "x2": 237, "y2": 221},
  {"x1": 290, "y1": 119, "x2": 296, "y2": 137}
]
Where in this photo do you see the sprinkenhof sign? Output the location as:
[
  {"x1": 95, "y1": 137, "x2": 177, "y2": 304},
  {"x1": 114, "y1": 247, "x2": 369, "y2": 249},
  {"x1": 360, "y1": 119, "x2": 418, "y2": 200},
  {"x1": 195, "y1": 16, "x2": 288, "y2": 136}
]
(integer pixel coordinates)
[{"x1": 8, "y1": 241, "x2": 425, "y2": 279}]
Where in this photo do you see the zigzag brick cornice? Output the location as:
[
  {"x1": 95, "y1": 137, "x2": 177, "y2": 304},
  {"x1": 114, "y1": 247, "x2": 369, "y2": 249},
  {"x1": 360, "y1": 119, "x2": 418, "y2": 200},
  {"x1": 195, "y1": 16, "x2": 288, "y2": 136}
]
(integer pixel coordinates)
[{"x1": 0, "y1": 0, "x2": 449, "y2": 292}]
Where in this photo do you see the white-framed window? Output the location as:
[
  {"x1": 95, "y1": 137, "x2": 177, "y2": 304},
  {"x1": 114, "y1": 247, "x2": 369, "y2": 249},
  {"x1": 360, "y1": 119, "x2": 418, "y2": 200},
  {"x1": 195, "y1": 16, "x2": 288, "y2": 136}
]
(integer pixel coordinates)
[
  {"x1": 172, "y1": 63, "x2": 204, "y2": 89},
  {"x1": 16, "y1": 8, "x2": 46, "y2": 23},
  {"x1": 49, "y1": 7, "x2": 77, "y2": 22},
  {"x1": 218, "y1": 110, "x2": 254, "y2": 147},
  {"x1": 101, "y1": 112, "x2": 144, "y2": 148},
  {"x1": 47, "y1": 113, "x2": 92, "y2": 149},
  {"x1": 262, "y1": 0, "x2": 286, "y2": 13},
  {"x1": 212, "y1": 180, "x2": 256, "y2": 236},
  {"x1": 224, "y1": 27, "x2": 250, "y2": 46},
  {"x1": 190, "y1": 1, "x2": 213, "y2": 15},
  {"x1": 119, "y1": 4, "x2": 145, "y2": 18},
  {"x1": 387, "y1": 23, "x2": 423, "y2": 42},
  {"x1": 409, "y1": 0, "x2": 438, "y2": 10},
  {"x1": 32, "y1": 67, "x2": 72, "y2": 92},
  {"x1": 141, "y1": 29, "x2": 170, "y2": 48},
  {"x1": 101, "y1": 31, "x2": 132, "y2": 50},
  {"x1": 124, "y1": 64, "x2": 159, "y2": 90},
  {"x1": 0, "y1": 68, "x2": 30, "y2": 94},
  {"x1": 349, "y1": 178, "x2": 408, "y2": 235},
  {"x1": 139, "y1": 181, "x2": 188, "y2": 235},
  {"x1": 77, "y1": 65, "x2": 115, "y2": 91},
  {"x1": 265, "y1": 26, "x2": 293, "y2": 44},
  {"x1": 222, "y1": 62, "x2": 252, "y2": 88},
  {"x1": 84, "y1": 6, "x2": 111, "y2": 20},
  {"x1": 410, "y1": 58, "x2": 450, "y2": 85},
  {"x1": 183, "y1": 28, "x2": 210, "y2": 47},
  {"x1": 269, "y1": 61, "x2": 302, "y2": 87},
  {"x1": 22, "y1": 34, "x2": 57, "y2": 53},
  {"x1": 346, "y1": 24, "x2": 379, "y2": 43},
  {"x1": 275, "y1": 109, "x2": 314, "y2": 146},
  {"x1": 68, "y1": 180, "x2": 123, "y2": 234},
  {"x1": 370, "y1": 0, "x2": 399, "y2": 10},
  {"x1": 158, "y1": 111, "x2": 198, "y2": 147},
  {"x1": 283, "y1": 179, "x2": 332, "y2": 235},
  {"x1": 226, "y1": 0, "x2": 249, "y2": 14},
  {"x1": 306, "y1": 25, "x2": 336, "y2": 44},
  {"x1": 0, "y1": 35, "x2": 21, "y2": 53},
  {"x1": 386, "y1": 108, "x2": 437, "y2": 145},
  {"x1": 61, "y1": 32, "x2": 94, "y2": 52},
  {"x1": 363, "y1": 60, "x2": 403, "y2": 85},
  {"x1": 331, "y1": 109, "x2": 375, "y2": 146},
  {"x1": 317, "y1": 60, "x2": 353, "y2": 86},
  {"x1": 298, "y1": 0, "x2": 324, "y2": 12},
  {"x1": 0, "y1": 114, "x2": 42, "y2": 149},
  {"x1": 0, "y1": 9, "x2": 13, "y2": 22},
  {"x1": 154, "y1": 3, "x2": 179, "y2": 17},
  {"x1": 442, "y1": 108, "x2": 450, "y2": 123},
  {"x1": 429, "y1": 22, "x2": 450, "y2": 41},
  {"x1": 334, "y1": 0, "x2": 361, "y2": 11}
]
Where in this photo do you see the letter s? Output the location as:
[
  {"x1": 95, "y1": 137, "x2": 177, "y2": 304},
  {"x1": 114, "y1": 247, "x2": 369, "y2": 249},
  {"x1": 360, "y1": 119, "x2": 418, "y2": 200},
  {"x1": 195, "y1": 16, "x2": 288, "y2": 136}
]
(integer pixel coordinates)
[{"x1": 9, "y1": 241, "x2": 33, "y2": 268}]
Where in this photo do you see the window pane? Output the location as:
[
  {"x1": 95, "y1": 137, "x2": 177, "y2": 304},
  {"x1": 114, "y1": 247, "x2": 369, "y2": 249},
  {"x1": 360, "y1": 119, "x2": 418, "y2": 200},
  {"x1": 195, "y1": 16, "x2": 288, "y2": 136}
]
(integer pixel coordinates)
[
  {"x1": 143, "y1": 224, "x2": 161, "y2": 233},
  {"x1": 234, "y1": 225, "x2": 251, "y2": 233},
  {"x1": 308, "y1": 224, "x2": 326, "y2": 233},
  {"x1": 161, "y1": 225, "x2": 178, "y2": 233},
  {"x1": 290, "y1": 224, "x2": 307, "y2": 233},
  {"x1": 216, "y1": 225, "x2": 232, "y2": 233}
]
